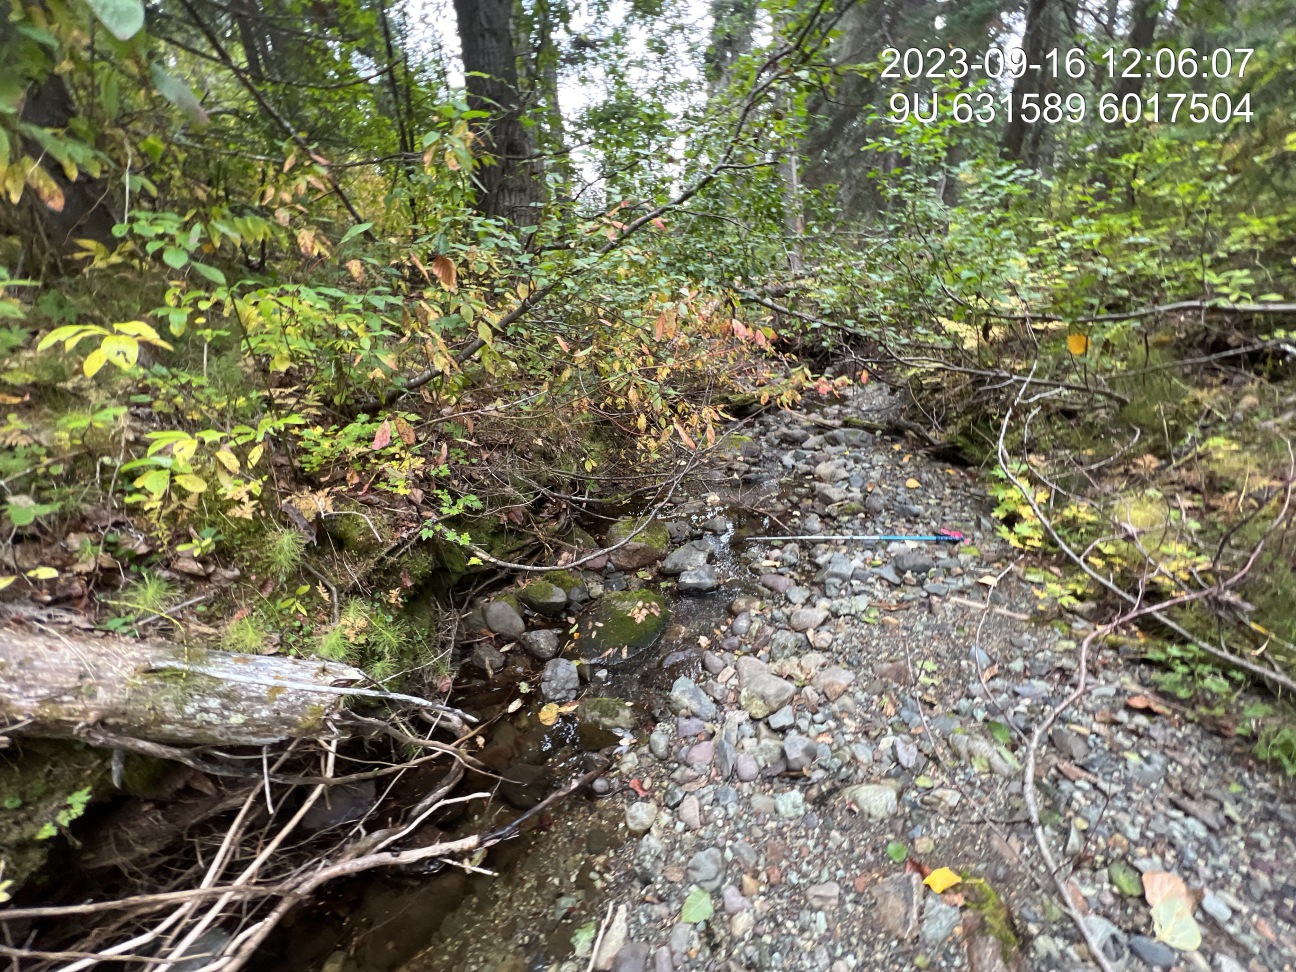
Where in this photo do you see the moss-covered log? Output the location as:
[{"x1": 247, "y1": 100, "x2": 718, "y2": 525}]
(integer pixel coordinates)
[{"x1": 0, "y1": 626, "x2": 366, "y2": 746}]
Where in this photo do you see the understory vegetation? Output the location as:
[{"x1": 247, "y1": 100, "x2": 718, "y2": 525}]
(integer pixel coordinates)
[{"x1": 1, "y1": 0, "x2": 1296, "y2": 930}]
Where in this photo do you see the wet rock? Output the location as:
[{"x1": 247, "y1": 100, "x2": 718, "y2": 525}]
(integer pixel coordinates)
[
  {"x1": 467, "y1": 643, "x2": 505, "y2": 675},
  {"x1": 606, "y1": 518, "x2": 671, "y2": 570},
  {"x1": 687, "y1": 847, "x2": 725, "y2": 891},
  {"x1": 625, "y1": 802, "x2": 658, "y2": 835},
  {"x1": 541, "y1": 658, "x2": 580, "y2": 701},
  {"x1": 729, "y1": 595, "x2": 761, "y2": 615},
  {"x1": 500, "y1": 762, "x2": 550, "y2": 809},
  {"x1": 662, "y1": 540, "x2": 712, "y2": 576},
  {"x1": 872, "y1": 872, "x2": 922, "y2": 941},
  {"x1": 702, "y1": 515, "x2": 730, "y2": 533},
  {"x1": 1128, "y1": 936, "x2": 1177, "y2": 968},
  {"x1": 578, "y1": 697, "x2": 637, "y2": 732},
  {"x1": 840, "y1": 782, "x2": 899, "y2": 819},
  {"x1": 519, "y1": 629, "x2": 560, "y2": 660},
  {"x1": 677, "y1": 566, "x2": 719, "y2": 593},
  {"x1": 894, "y1": 550, "x2": 934, "y2": 573},
  {"x1": 669, "y1": 676, "x2": 717, "y2": 720},
  {"x1": 483, "y1": 600, "x2": 525, "y2": 638},
  {"x1": 736, "y1": 657, "x2": 796, "y2": 719},
  {"x1": 517, "y1": 580, "x2": 567, "y2": 617},
  {"x1": 760, "y1": 573, "x2": 794, "y2": 594},
  {"x1": 574, "y1": 589, "x2": 669, "y2": 664}
]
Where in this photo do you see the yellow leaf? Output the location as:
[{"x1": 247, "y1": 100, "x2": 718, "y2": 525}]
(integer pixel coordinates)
[
  {"x1": 247, "y1": 444, "x2": 265, "y2": 467},
  {"x1": 538, "y1": 703, "x2": 560, "y2": 726},
  {"x1": 174, "y1": 473, "x2": 207, "y2": 493},
  {"x1": 100, "y1": 333, "x2": 140, "y2": 371},
  {"x1": 1067, "y1": 333, "x2": 1089, "y2": 355},
  {"x1": 923, "y1": 868, "x2": 963, "y2": 893},
  {"x1": 215, "y1": 449, "x2": 240, "y2": 472},
  {"x1": 905, "y1": 478, "x2": 921, "y2": 489},
  {"x1": 23, "y1": 159, "x2": 64, "y2": 212},
  {"x1": 83, "y1": 347, "x2": 108, "y2": 377},
  {"x1": 0, "y1": 576, "x2": 17, "y2": 591},
  {"x1": 26, "y1": 566, "x2": 58, "y2": 580}
]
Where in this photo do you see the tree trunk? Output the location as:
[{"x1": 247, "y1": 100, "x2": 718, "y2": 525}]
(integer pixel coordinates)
[
  {"x1": 707, "y1": 0, "x2": 758, "y2": 93},
  {"x1": 0, "y1": 626, "x2": 367, "y2": 746},
  {"x1": 1113, "y1": 0, "x2": 1161, "y2": 103},
  {"x1": 452, "y1": 0, "x2": 544, "y2": 226},
  {"x1": 1000, "y1": 0, "x2": 1053, "y2": 163}
]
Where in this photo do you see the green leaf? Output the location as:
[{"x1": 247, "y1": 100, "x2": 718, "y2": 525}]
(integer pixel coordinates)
[
  {"x1": 987, "y1": 721, "x2": 1012, "y2": 746},
  {"x1": 190, "y1": 261, "x2": 226, "y2": 286},
  {"x1": 570, "y1": 921, "x2": 596, "y2": 957},
  {"x1": 680, "y1": 887, "x2": 713, "y2": 924},
  {"x1": 4, "y1": 499, "x2": 58, "y2": 526},
  {"x1": 162, "y1": 246, "x2": 189, "y2": 269},
  {"x1": 149, "y1": 65, "x2": 209, "y2": 126},
  {"x1": 886, "y1": 841, "x2": 908, "y2": 863},
  {"x1": 338, "y1": 222, "x2": 373, "y2": 246},
  {"x1": 86, "y1": 0, "x2": 145, "y2": 41},
  {"x1": 1108, "y1": 859, "x2": 1142, "y2": 897}
]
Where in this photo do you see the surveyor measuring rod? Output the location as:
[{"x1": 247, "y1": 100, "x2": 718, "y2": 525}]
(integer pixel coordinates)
[{"x1": 742, "y1": 530, "x2": 965, "y2": 543}]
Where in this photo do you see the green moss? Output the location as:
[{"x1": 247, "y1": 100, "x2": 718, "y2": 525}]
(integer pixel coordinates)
[
  {"x1": 607, "y1": 518, "x2": 670, "y2": 553},
  {"x1": 0, "y1": 740, "x2": 111, "y2": 891},
  {"x1": 573, "y1": 589, "x2": 669, "y2": 664},
  {"x1": 962, "y1": 877, "x2": 1020, "y2": 960}
]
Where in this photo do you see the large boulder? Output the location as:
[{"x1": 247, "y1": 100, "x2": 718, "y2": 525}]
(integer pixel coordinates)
[
  {"x1": 572, "y1": 589, "x2": 669, "y2": 666},
  {"x1": 483, "y1": 599, "x2": 525, "y2": 638},
  {"x1": 661, "y1": 539, "x2": 712, "y2": 576},
  {"x1": 605, "y1": 518, "x2": 671, "y2": 570}
]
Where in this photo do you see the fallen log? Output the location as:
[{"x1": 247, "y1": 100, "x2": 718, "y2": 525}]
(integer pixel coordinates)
[{"x1": 0, "y1": 626, "x2": 367, "y2": 746}]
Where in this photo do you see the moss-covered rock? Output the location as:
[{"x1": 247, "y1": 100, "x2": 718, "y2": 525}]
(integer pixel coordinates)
[
  {"x1": 517, "y1": 579, "x2": 568, "y2": 617},
  {"x1": 605, "y1": 517, "x2": 670, "y2": 570},
  {"x1": 577, "y1": 696, "x2": 638, "y2": 732},
  {"x1": 572, "y1": 589, "x2": 669, "y2": 666}
]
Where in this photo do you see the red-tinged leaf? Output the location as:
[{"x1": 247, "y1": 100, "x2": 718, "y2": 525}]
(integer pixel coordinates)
[
  {"x1": 371, "y1": 420, "x2": 392, "y2": 450},
  {"x1": 651, "y1": 217, "x2": 667, "y2": 230},
  {"x1": 24, "y1": 161, "x2": 64, "y2": 212},
  {"x1": 904, "y1": 858, "x2": 933, "y2": 879},
  {"x1": 557, "y1": 335, "x2": 570, "y2": 352},
  {"x1": 437, "y1": 675, "x2": 453, "y2": 695},
  {"x1": 628, "y1": 778, "x2": 649, "y2": 798},
  {"x1": 674, "y1": 421, "x2": 696, "y2": 450},
  {"x1": 432, "y1": 255, "x2": 457, "y2": 292}
]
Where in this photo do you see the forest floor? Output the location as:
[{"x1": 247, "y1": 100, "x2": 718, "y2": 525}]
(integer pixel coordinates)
[{"x1": 385, "y1": 383, "x2": 1296, "y2": 972}]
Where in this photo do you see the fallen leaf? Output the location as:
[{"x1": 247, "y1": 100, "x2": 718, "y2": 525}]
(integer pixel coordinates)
[
  {"x1": 680, "y1": 887, "x2": 713, "y2": 923},
  {"x1": 1126, "y1": 694, "x2": 1171, "y2": 716},
  {"x1": 1144, "y1": 870, "x2": 1202, "y2": 950},
  {"x1": 923, "y1": 867, "x2": 963, "y2": 893},
  {"x1": 905, "y1": 478, "x2": 921, "y2": 489},
  {"x1": 538, "y1": 702, "x2": 559, "y2": 726},
  {"x1": 628, "y1": 778, "x2": 649, "y2": 797}
]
